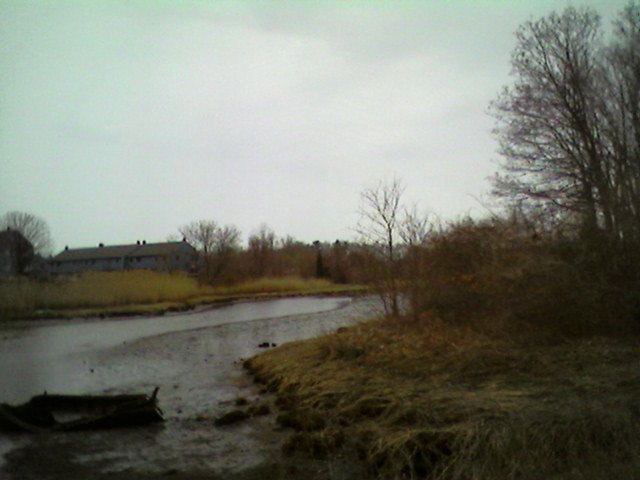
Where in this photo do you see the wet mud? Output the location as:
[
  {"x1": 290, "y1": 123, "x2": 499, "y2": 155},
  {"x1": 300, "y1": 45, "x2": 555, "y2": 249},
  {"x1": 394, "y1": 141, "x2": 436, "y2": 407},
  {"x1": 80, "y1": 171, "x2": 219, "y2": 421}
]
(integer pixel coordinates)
[{"x1": 0, "y1": 296, "x2": 378, "y2": 479}]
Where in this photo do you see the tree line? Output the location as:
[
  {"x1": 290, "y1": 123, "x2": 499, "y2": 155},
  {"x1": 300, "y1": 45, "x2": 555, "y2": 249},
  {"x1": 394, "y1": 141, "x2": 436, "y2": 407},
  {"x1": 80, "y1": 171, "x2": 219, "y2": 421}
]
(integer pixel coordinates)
[
  {"x1": 177, "y1": 219, "x2": 370, "y2": 285},
  {"x1": 0, "y1": 209, "x2": 372, "y2": 284},
  {"x1": 361, "y1": 2, "x2": 640, "y2": 331},
  {"x1": 4, "y1": 3, "x2": 639, "y2": 332}
]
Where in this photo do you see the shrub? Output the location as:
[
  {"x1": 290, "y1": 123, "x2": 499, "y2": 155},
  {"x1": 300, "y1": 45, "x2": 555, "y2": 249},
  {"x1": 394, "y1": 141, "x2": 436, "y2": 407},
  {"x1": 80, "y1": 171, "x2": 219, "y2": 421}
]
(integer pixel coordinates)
[{"x1": 410, "y1": 218, "x2": 635, "y2": 338}]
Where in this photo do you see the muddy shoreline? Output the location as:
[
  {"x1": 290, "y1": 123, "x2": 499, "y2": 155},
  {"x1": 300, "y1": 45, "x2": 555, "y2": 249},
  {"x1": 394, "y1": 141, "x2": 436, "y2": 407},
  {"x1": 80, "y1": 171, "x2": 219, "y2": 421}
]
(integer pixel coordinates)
[
  {"x1": 4, "y1": 289, "x2": 370, "y2": 323},
  {"x1": 0, "y1": 296, "x2": 378, "y2": 479}
]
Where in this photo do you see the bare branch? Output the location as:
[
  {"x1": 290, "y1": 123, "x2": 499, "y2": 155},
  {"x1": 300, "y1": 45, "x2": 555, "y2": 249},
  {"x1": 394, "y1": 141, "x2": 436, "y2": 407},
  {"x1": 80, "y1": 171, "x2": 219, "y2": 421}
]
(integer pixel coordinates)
[{"x1": 0, "y1": 211, "x2": 53, "y2": 255}]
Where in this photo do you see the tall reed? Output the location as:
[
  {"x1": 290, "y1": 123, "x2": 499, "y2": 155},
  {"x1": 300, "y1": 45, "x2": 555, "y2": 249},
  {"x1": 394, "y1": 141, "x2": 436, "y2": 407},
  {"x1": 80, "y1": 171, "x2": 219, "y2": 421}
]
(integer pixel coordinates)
[{"x1": 0, "y1": 271, "x2": 211, "y2": 313}]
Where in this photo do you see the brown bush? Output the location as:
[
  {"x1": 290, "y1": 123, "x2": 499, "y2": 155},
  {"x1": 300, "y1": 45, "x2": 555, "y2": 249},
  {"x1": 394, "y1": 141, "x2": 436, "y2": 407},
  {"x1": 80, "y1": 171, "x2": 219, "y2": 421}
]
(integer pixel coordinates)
[{"x1": 409, "y1": 218, "x2": 638, "y2": 338}]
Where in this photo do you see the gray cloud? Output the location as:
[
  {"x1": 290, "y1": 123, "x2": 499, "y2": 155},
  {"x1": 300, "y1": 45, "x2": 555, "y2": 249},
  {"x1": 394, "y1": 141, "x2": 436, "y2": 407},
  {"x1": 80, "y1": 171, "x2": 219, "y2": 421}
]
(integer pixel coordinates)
[{"x1": 0, "y1": 0, "x2": 628, "y2": 250}]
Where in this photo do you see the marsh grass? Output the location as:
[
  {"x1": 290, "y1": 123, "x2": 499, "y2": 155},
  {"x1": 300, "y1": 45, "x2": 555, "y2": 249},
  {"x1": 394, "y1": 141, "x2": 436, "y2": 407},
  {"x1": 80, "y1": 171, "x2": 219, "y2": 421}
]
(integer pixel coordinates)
[
  {"x1": 0, "y1": 271, "x2": 208, "y2": 313},
  {"x1": 0, "y1": 272, "x2": 361, "y2": 318},
  {"x1": 211, "y1": 276, "x2": 360, "y2": 296},
  {"x1": 244, "y1": 220, "x2": 640, "y2": 478},
  {"x1": 246, "y1": 318, "x2": 640, "y2": 479}
]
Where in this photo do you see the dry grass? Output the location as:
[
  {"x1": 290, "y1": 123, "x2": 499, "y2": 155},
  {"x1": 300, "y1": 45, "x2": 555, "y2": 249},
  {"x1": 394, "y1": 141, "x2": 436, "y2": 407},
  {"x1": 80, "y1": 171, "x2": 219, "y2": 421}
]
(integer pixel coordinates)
[
  {"x1": 246, "y1": 318, "x2": 640, "y2": 479},
  {"x1": 243, "y1": 219, "x2": 640, "y2": 477},
  {"x1": 0, "y1": 270, "x2": 210, "y2": 313},
  {"x1": 0, "y1": 272, "x2": 364, "y2": 319},
  {"x1": 211, "y1": 276, "x2": 363, "y2": 296}
]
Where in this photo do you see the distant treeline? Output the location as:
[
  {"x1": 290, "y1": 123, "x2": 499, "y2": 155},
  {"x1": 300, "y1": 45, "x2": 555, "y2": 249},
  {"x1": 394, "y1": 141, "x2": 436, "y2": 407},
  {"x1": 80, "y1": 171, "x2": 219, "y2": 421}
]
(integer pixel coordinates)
[{"x1": 179, "y1": 220, "x2": 371, "y2": 286}]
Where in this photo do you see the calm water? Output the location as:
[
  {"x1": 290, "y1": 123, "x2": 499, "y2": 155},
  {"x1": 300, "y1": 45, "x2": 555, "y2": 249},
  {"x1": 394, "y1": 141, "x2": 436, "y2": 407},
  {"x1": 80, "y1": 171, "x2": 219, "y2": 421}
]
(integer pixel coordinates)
[
  {"x1": 0, "y1": 296, "x2": 355, "y2": 403},
  {"x1": 0, "y1": 295, "x2": 380, "y2": 478}
]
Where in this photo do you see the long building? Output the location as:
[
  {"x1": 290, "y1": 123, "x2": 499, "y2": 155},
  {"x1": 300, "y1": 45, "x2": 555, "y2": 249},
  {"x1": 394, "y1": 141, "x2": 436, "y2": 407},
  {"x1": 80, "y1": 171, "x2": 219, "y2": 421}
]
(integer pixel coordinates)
[{"x1": 47, "y1": 240, "x2": 197, "y2": 275}]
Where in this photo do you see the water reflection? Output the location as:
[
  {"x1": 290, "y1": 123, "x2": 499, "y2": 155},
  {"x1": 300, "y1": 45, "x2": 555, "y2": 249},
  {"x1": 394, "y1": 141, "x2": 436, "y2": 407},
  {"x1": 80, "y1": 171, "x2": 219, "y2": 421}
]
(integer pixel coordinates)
[
  {"x1": 0, "y1": 297, "x2": 352, "y2": 403},
  {"x1": 0, "y1": 296, "x2": 380, "y2": 476}
]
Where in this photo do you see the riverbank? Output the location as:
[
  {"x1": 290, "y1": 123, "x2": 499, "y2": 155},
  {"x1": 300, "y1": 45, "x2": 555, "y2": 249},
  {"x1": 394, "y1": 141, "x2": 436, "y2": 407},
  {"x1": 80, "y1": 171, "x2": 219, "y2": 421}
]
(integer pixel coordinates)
[
  {"x1": 245, "y1": 316, "x2": 640, "y2": 479},
  {"x1": 0, "y1": 272, "x2": 367, "y2": 320},
  {"x1": 7, "y1": 287, "x2": 368, "y2": 321},
  {"x1": 0, "y1": 296, "x2": 379, "y2": 480}
]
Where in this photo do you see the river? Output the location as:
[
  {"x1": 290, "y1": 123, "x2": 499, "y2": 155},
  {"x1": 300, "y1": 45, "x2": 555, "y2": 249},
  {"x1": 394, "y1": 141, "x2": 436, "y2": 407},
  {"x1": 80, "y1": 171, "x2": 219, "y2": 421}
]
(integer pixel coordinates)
[{"x1": 0, "y1": 295, "x2": 378, "y2": 479}]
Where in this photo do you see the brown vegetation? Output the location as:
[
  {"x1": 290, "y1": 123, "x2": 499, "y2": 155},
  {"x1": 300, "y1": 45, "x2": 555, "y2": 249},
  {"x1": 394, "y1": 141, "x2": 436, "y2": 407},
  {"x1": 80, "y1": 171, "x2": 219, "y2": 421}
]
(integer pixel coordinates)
[
  {"x1": 247, "y1": 320, "x2": 640, "y2": 479},
  {"x1": 0, "y1": 271, "x2": 364, "y2": 319},
  {"x1": 175, "y1": 218, "x2": 372, "y2": 287},
  {"x1": 246, "y1": 216, "x2": 640, "y2": 479},
  {"x1": 402, "y1": 217, "x2": 640, "y2": 338}
]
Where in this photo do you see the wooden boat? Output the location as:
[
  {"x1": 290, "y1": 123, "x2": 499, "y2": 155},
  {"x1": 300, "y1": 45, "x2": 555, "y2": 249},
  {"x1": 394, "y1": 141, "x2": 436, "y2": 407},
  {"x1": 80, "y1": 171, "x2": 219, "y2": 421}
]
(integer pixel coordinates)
[{"x1": 0, "y1": 388, "x2": 164, "y2": 432}]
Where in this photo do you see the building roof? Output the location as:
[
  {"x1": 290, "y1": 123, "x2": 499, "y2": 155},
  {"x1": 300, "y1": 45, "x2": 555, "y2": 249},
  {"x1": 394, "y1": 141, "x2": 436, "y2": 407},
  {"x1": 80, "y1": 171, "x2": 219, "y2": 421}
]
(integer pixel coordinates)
[
  {"x1": 52, "y1": 241, "x2": 194, "y2": 262},
  {"x1": 129, "y1": 242, "x2": 193, "y2": 258}
]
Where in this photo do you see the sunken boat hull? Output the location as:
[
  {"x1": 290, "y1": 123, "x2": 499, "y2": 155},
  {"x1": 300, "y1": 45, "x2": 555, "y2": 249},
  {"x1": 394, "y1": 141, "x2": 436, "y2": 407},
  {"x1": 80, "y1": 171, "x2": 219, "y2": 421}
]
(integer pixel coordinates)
[{"x1": 0, "y1": 388, "x2": 163, "y2": 432}]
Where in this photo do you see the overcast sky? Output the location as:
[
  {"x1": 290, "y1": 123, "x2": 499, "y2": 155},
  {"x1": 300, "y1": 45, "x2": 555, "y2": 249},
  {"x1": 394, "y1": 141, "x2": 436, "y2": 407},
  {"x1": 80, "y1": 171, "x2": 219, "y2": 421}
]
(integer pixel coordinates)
[{"x1": 0, "y1": 1, "x2": 629, "y2": 252}]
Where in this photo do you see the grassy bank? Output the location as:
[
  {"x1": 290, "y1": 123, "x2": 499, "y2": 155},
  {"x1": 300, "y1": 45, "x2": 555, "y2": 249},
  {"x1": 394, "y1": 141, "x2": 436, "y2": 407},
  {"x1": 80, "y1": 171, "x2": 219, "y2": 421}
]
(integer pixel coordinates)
[
  {"x1": 245, "y1": 317, "x2": 640, "y2": 479},
  {"x1": 245, "y1": 219, "x2": 640, "y2": 478},
  {"x1": 0, "y1": 272, "x2": 366, "y2": 320}
]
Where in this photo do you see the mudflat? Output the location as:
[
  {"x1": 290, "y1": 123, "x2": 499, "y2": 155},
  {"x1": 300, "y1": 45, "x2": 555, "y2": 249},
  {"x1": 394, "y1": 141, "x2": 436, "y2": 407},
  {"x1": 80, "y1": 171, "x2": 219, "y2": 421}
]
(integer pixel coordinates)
[{"x1": 0, "y1": 296, "x2": 378, "y2": 480}]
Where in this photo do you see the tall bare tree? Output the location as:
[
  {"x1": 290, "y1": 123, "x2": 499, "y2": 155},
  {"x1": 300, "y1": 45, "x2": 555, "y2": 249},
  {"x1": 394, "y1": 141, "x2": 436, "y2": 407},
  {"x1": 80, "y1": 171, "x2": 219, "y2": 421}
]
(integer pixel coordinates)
[
  {"x1": 492, "y1": 3, "x2": 640, "y2": 242},
  {"x1": 179, "y1": 220, "x2": 241, "y2": 283},
  {"x1": 209, "y1": 225, "x2": 241, "y2": 282},
  {"x1": 248, "y1": 224, "x2": 276, "y2": 277},
  {"x1": 357, "y1": 178, "x2": 405, "y2": 316},
  {"x1": 602, "y1": 3, "x2": 640, "y2": 240},
  {"x1": 400, "y1": 206, "x2": 434, "y2": 320},
  {"x1": 180, "y1": 220, "x2": 218, "y2": 253},
  {"x1": 0, "y1": 211, "x2": 52, "y2": 255}
]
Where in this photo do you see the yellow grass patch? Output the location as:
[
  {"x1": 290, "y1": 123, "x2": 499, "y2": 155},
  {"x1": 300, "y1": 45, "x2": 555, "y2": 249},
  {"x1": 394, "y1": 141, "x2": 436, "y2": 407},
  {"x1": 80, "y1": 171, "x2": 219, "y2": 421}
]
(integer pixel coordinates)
[
  {"x1": 211, "y1": 276, "x2": 363, "y2": 296},
  {"x1": 0, "y1": 271, "x2": 211, "y2": 313},
  {"x1": 246, "y1": 318, "x2": 640, "y2": 479},
  {"x1": 0, "y1": 272, "x2": 364, "y2": 318}
]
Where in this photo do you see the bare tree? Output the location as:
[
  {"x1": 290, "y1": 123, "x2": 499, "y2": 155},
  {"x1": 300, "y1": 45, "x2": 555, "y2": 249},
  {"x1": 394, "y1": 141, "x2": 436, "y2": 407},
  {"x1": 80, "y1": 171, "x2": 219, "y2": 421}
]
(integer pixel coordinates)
[
  {"x1": 400, "y1": 206, "x2": 434, "y2": 320},
  {"x1": 0, "y1": 211, "x2": 53, "y2": 255},
  {"x1": 491, "y1": 3, "x2": 640, "y2": 242},
  {"x1": 491, "y1": 7, "x2": 605, "y2": 234},
  {"x1": 209, "y1": 225, "x2": 241, "y2": 282},
  {"x1": 357, "y1": 179, "x2": 405, "y2": 316},
  {"x1": 180, "y1": 220, "x2": 218, "y2": 253},
  {"x1": 179, "y1": 220, "x2": 241, "y2": 283},
  {"x1": 180, "y1": 220, "x2": 218, "y2": 280},
  {"x1": 400, "y1": 205, "x2": 433, "y2": 247},
  {"x1": 602, "y1": 2, "x2": 640, "y2": 240},
  {"x1": 248, "y1": 224, "x2": 276, "y2": 277}
]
